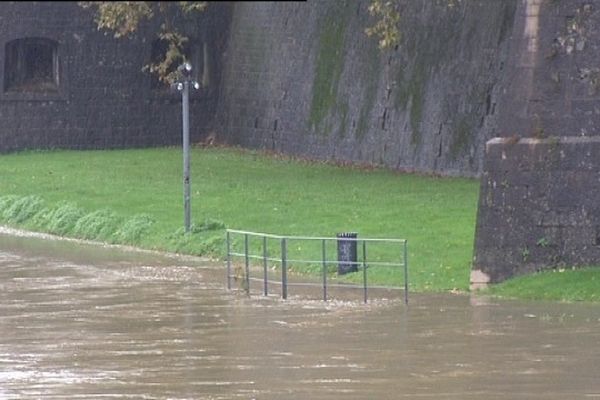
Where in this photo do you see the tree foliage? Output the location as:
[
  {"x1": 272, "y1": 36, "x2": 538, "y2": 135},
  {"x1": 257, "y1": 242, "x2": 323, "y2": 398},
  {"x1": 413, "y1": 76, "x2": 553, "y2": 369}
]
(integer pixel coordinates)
[
  {"x1": 365, "y1": 0, "x2": 401, "y2": 50},
  {"x1": 80, "y1": 0, "x2": 464, "y2": 80},
  {"x1": 366, "y1": 0, "x2": 462, "y2": 50},
  {"x1": 79, "y1": 1, "x2": 207, "y2": 84}
]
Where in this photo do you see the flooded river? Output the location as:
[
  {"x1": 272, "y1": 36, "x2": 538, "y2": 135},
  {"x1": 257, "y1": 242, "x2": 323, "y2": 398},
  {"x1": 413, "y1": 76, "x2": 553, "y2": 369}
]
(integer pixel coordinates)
[{"x1": 1, "y1": 230, "x2": 600, "y2": 399}]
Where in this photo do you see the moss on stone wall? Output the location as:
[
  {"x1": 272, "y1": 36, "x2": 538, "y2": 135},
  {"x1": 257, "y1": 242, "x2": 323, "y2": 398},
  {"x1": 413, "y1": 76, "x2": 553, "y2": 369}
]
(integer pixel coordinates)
[
  {"x1": 336, "y1": 101, "x2": 349, "y2": 137},
  {"x1": 449, "y1": 116, "x2": 473, "y2": 159},
  {"x1": 356, "y1": 39, "x2": 381, "y2": 139},
  {"x1": 394, "y1": 58, "x2": 427, "y2": 145},
  {"x1": 308, "y1": 1, "x2": 352, "y2": 133},
  {"x1": 392, "y1": 2, "x2": 463, "y2": 145},
  {"x1": 408, "y1": 66, "x2": 426, "y2": 144}
]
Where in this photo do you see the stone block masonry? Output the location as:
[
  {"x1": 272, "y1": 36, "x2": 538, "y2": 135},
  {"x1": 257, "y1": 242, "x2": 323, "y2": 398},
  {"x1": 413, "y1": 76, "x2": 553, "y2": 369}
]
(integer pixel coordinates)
[
  {"x1": 0, "y1": 2, "x2": 232, "y2": 153},
  {"x1": 471, "y1": 137, "x2": 600, "y2": 287},
  {"x1": 470, "y1": 0, "x2": 600, "y2": 285},
  {"x1": 216, "y1": 0, "x2": 518, "y2": 177}
]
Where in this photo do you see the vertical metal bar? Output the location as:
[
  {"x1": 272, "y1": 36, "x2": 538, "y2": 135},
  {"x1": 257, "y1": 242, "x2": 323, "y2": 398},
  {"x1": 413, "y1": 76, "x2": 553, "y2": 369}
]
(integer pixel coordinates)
[
  {"x1": 281, "y1": 237, "x2": 288, "y2": 300},
  {"x1": 363, "y1": 240, "x2": 367, "y2": 304},
  {"x1": 322, "y1": 239, "x2": 327, "y2": 302},
  {"x1": 404, "y1": 240, "x2": 409, "y2": 305},
  {"x1": 226, "y1": 230, "x2": 231, "y2": 290},
  {"x1": 263, "y1": 235, "x2": 268, "y2": 296},
  {"x1": 244, "y1": 233, "x2": 250, "y2": 295},
  {"x1": 182, "y1": 81, "x2": 191, "y2": 233}
]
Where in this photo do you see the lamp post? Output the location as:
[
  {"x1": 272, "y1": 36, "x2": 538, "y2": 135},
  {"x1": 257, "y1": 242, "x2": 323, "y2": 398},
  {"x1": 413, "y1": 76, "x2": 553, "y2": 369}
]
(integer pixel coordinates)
[{"x1": 172, "y1": 62, "x2": 200, "y2": 233}]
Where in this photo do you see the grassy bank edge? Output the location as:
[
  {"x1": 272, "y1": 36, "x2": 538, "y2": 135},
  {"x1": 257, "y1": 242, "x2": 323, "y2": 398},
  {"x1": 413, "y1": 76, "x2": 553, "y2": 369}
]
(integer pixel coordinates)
[
  {"x1": 1, "y1": 147, "x2": 600, "y2": 303},
  {"x1": 2, "y1": 197, "x2": 600, "y2": 304},
  {"x1": 482, "y1": 267, "x2": 600, "y2": 303}
]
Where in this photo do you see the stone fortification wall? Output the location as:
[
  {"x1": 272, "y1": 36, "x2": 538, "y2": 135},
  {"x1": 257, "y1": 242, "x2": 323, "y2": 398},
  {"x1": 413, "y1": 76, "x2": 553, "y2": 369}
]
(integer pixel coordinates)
[
  {"x1": 472, "y1": 137, "x2": 600, "y2": 285},
  {"x1": 0, "y1": 2, "x2": 230, "y2": 153},
  {"x1": 472, "y1": 0, "x2": 600, "y2": 285},
  {"x1": 496, "y1": 0, "x2": 600, "y2": 139},
  {"x1": 216, "y1": 0, "x2": 517, "y2": 177}
]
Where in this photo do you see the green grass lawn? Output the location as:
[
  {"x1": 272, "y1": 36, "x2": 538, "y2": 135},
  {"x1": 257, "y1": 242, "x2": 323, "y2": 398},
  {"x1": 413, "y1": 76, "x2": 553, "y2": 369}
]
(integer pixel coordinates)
[
  {"x1": 0, "y1": 146, "x2": 479, "y2": 293},
  {"x1": 4, "y1": 145, "x2": 600, "y2": 301},
  {"x1": 485, "y1": 267, "x2": 600, "y2": 303}
]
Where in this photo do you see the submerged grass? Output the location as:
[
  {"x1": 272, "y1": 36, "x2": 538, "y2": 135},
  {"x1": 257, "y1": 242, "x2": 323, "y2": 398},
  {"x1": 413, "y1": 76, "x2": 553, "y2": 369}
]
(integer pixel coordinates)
[
  {"x1": 0, "y1": 195, "x2": 155, "y2": 246},
  {"x1": 33, "y1": 202, "x2": 85, "y2": 235},
  {"x1": 0, "y1": 146, "x2": 479, "y2": 293}
]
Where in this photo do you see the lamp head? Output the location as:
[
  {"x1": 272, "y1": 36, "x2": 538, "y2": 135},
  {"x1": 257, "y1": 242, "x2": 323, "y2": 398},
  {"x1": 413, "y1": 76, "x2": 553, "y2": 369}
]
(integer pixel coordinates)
[{"x1": 178, "y1": 62, "x2": 192, "y2": 78}]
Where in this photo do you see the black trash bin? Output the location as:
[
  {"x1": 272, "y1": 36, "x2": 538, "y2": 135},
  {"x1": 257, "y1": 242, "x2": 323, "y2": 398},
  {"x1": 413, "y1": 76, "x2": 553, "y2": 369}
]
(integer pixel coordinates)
[{"x1": 337, "y1": 232, "x2": 358, "y2": 275}]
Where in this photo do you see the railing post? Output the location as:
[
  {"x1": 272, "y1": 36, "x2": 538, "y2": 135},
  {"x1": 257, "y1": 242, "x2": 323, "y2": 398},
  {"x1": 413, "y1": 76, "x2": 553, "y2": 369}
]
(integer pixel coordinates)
[
  {"x1": 226, "y1": 230, "x2": 231, "y2": 290},
  {"x1": 244, "y1": 233, "x2": 250, "y2": 295},
  {"x1": 263, "y1": 235, "x2": 268, "y2": 296},
  {"x1": 363, "y1": 240, "x2": 367, "y2": 304},
  {"x1": 403, "y1": 240, "x2": 409, "y2": 305},
  {"x1": 322, "y1": 238, "x2": 327, "y2": 301},
  {"x1": 281, "y1": 237, "x2": 288, "y2": 300}
]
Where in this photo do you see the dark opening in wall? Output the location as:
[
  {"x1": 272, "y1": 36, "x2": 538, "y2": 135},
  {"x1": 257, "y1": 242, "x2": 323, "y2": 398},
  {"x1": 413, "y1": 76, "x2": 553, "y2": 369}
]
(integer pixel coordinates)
[
  {"x1": 149, "y1": 38, "x2": 204, "y2": 90},
  {"x1": 4, "y1": 37, "x2": 59, "y2": 92}
]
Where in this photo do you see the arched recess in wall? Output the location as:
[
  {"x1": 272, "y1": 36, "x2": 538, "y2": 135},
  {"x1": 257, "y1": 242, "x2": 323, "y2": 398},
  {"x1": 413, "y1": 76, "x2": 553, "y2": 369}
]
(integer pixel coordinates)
[{"x1": 4, "y1": 37, "x2": 59, "y2": 93}]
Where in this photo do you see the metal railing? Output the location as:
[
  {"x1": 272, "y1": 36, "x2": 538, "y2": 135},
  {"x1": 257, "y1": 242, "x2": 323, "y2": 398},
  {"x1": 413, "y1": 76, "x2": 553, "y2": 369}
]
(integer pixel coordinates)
[{"x1": 226, "y1": 229, "x2": 408, "y2": 304}]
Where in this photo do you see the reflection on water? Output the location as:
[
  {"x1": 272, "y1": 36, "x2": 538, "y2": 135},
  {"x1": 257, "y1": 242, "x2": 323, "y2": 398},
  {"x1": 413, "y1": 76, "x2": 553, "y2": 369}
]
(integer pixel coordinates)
[{"x1": 1, "y1": 230, "x2": 600, "y2": 399}]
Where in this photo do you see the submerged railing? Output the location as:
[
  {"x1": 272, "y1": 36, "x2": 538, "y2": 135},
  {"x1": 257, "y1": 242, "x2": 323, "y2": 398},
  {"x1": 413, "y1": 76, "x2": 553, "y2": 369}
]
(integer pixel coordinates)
[{"x1": 225, "y1": 229, "x2": 408, "y2": 304}]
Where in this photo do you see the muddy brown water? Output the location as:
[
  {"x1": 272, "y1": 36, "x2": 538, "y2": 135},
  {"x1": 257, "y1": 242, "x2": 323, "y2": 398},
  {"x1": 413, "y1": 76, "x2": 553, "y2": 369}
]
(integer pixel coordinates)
[{"x1": 1, "y1": 230, "x2": 600, "y2": 399}]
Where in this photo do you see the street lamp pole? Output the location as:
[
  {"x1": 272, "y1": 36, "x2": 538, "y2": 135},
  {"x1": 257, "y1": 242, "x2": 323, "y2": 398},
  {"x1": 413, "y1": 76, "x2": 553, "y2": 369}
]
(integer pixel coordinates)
[{"x1": 173, "y1": 62, "x2": 200, "y2": 233}]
